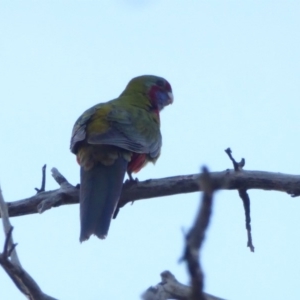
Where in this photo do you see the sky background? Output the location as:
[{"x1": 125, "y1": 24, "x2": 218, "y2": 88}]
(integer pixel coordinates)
[{"x1": 1, "y1": 1, "x2": 300, "y2": 299}]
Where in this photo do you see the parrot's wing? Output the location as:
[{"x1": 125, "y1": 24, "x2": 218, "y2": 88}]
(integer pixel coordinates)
[
  {"x1": 88, "y1": 107, "x2": 161, "y2": 158},
  {"x1": 70, "y1": 106, "x2": 97, "y2": 153}
]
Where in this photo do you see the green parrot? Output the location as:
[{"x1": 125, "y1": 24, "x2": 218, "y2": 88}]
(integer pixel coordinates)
[{"x1": 70, "y1": 75, "x2": 173, "y2": 242}]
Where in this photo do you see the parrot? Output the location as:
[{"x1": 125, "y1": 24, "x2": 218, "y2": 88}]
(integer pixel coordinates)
[{"x1": 70, "y1": 75, "x2": 173, "y2": 242}]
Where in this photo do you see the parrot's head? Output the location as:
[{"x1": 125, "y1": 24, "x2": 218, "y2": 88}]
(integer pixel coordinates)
[{"x1": 124, "y1": 75, "x2": 173, "y2": 112}]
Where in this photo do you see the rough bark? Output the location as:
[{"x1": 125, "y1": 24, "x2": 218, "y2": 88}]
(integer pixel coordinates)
[
  {"x1": 141, "y1": 271, "x2": 224, "y2": 300},
  {"x1": 2, "y1": 168, "x2": 300, "y2": 219},
  {"x1": 0, "y1": 186, "x2": 58, "y2": 300}
]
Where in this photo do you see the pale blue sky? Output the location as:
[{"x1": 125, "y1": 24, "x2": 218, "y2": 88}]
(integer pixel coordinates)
[{"x1": 1, "y1": 1, "x2": 300, "y2": 299}]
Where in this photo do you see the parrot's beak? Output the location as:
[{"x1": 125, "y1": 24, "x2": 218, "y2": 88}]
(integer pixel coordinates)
[{"x1": 167, "y1": 92, "x2": 174, "y2": 104}]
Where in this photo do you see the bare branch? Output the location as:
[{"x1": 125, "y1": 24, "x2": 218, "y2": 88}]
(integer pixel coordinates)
[
  {"x1": 225, "y1": 149, "x2": 255, "y2": 252},
  {"x1": 35, "y1": 164, "x2": 47, "y2": 193},
  {"x1": 0, "y1": 186, "x2": 21, "y2": 265},
  {"x1": 182, "y1": 167, "x2": 214, "y2": 300},
  {"x1": 36, "y1": 168, "x2": 75, "y2": 213},
  {"x1": 141, "y1": 270, "x2": 225, "y2": 300},
  {"x1": 239, "y1": 189, "x2": 254, "y2": 252},
  {"x1": 2, "y1": 227, "x2": 17, "y2": 257},
  {"x1": 0, "y1": 252, "x2": 58, "y2": 300},
  {"x1": 51, "y1": 167, "x2": 72, "y2": 187},
  {"x1": 0, "y1": 185, "x2": 58, "y2": 300},
  {"x1": 2, "y1": 169, "x2": 300, "y2": 219},
  {"x1": 224, "y1": 148, "x2": 245, "y2": 171}
]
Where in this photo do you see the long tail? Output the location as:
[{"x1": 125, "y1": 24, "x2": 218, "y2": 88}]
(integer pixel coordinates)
[{"x1": 79, "y1": 156, "x2": 128, "y2": 242}]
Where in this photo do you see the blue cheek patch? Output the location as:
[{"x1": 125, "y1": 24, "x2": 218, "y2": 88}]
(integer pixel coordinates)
[{"x1": 155, "y1": 90, "x2": 169, "y2": 111}]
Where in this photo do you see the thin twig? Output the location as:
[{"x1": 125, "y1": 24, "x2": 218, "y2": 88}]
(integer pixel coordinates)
[
  {"x1": 35, "y1": 164, "x2": 47, "y2": 193},
  {"x1": 239, "y1": 189, "x2": 255, "y2": 252},
  {"x1": 51, "y1": 167, "x2": 70, "y2": 186},
  {"x1": 224, "y1": 148, "x2": 245, "y2": 171},
  {"x1": 0, "y1": 186, "x2": 21, "y2": 266},
  {"x1": 225, "y1": 149, "x2": 255, "y2": 252},
  {"x1": 3, "y1": 227, "x2": 14, "y2": 256}
]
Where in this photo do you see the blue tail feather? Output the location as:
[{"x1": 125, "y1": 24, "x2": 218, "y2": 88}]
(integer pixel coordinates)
[{"x1": 79, "y1": 157, "x2": 128, "y2": 242}]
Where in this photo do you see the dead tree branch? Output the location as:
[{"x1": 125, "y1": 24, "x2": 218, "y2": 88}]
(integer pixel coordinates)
[
  {"x1": 0, "y1": 186, "x2": 21, "y2": 266},
  {"x1": 225, "y1": 149, "x2": 254, "y2": 252},
  {"x1": 238, "y1": 189, "x2": 254, "y2": 252},
  {"x1": 182, "y1": 167, "x2": 214, "y2": 300},
  {"x1": 35, "y1": 164, "x2": 47, "y2": 193},
  {"x1": 141, "y1": 270, "x2": 224, "y2": 300},
  {"x1": 1, "y1": 169, "x2": 300, "y2": 219},
  {"x1": 0, "y1": 185, "x2": 58, "y2": 300},
  {"x1": 142, "y1": 169, "x2": 224, "y2": 300}
]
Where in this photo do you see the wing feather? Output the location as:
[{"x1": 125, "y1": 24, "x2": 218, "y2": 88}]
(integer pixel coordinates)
[
  {"x1": 89, "y1": 106, "x2": 161, "y2": 158},
  {"x1": 71, "y1": 101, "x2": 161, "y2": 159}
]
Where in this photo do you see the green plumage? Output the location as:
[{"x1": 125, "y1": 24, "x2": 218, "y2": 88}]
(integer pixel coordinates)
[{"x1": 70, "y1": 75, "x2": 173, "y2": 242}]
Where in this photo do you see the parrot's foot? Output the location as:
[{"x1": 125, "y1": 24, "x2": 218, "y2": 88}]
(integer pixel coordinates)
[
  {"x1": 124, "y1": 178, "x2": 139, "y2": 189},
  {"x1": 126, "y1": 171, "x2": 139, "y2": 183},
  {"x1": 124, "y1": 176, "x2": 139, "y2": 190}
]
